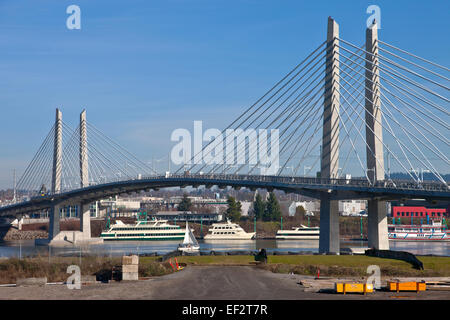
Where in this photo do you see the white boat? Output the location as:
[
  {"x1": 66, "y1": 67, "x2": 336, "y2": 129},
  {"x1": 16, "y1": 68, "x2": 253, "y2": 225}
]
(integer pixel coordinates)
[
  {"x1": 388, "y1": 219, "x2": 450, "y2": 241},
  {"x1": 204, "y1": 220, "x2": 255, "y2": 240},
  {"x1": 276, "y1": 225, "x2": 320, "y2": 240},
  {"x1": 178, "y1": 221, "x2": 200, "y2": 252},
  {"x1": 100, "y1": 219, "x2": 185, "y2": 241}
]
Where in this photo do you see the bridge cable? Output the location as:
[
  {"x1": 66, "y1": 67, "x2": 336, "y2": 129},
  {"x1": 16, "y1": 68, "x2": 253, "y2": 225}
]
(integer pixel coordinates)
[{"x1": 179, "y1": 41, "x2": 328, "y2": 174}]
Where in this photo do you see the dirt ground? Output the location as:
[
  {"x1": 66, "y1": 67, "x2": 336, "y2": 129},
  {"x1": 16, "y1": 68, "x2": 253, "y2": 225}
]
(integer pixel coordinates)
[{"x1": 0, "y1": 266, "x2": 449, "y2": 300}]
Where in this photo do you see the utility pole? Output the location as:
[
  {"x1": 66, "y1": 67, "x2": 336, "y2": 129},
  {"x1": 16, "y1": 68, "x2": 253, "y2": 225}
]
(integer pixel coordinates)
[
  {"x1": 13, "y1": 169, "x2": 16, "y2": 203},
  {"x1": 168, "y1": 152, "x2": 171, "y2": 173},
  {"x1": 152, "y1": 155, "x2": 155, "y2": 175},
  {"x1": 386, "y1": 144, "x2": 391, "y2": 180}
]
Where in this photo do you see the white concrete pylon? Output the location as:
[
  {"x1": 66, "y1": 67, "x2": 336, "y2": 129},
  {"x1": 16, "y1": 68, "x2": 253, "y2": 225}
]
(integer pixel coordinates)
[
  {"x1": 52, "y1": 108, "x2": 62, "y2": 194},
  {"x1": 319, "y1": 17, "x2": 340, "y2": 254},
  {"x1": 365, "y1": 20, "x2": 389, "y2": 250},
  {"x1": 79, "y1": 109, "x2": 89, "y2": 188},
  {"x1": 365, "y1": 20, "x2": 385, "y2": 183},
  {"x1": 321, "y1": 16, "x2": 340, "y2": 180}
]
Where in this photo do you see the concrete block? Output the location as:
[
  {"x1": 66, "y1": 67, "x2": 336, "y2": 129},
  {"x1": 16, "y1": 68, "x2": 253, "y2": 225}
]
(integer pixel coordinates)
[
  {"x1": 122, "y1": 255, "x2": 139, "y2": 265},
  {"x1": 16, "y1": 277, "x2": 47, "y2": 287},
  {"x1": 122, "y1": 264, "x2": 139, "y2": 273},
  {"x1": 122, "y1": 272, "x2": 139, "y2": 281}
]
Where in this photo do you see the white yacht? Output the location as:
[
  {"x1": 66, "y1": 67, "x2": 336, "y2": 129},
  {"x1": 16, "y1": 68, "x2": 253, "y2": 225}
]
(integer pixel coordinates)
[
  {"x1": 100, "y1": 219, "x2": 185, "y2": 241},
  {"x1": 204, "y1": 220, "x2": 255, "y2": 240},
  {"x1": 178, "y1": 221, "x2": 200, "y2": 252},
  {"x1": 276, "y1": 225, "x2": 320, "y2": 240}
]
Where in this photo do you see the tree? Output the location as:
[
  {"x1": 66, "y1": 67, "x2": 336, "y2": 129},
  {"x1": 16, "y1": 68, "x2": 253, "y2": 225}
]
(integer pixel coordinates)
[
  {"x1": 295, "y1": 205, "x2": 306, "y2": 217},
  {"x1": 294, "y1": 205, "x2": 306, "y2": 223},
  {"x1": 178, "y1": 193, "x2": 192, "y2": 211},
  {"x1": 253, "y1": 194, "x2": 266, "y2": 221},
  {"x1": 226, "y1": 196, "x2": 242, "y2": 222},
  {"x1": 264, "y1": 192, "x2": 281, "y2": 221}
]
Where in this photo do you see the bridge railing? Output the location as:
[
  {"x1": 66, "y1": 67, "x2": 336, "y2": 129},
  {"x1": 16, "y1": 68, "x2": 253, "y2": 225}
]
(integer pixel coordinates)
[
  {"x1": 5, "y1": 173, "x2": 447, "y2": 206},
  {"x1": 136, "y1": 173, "x2": 448, "y2": 192}
]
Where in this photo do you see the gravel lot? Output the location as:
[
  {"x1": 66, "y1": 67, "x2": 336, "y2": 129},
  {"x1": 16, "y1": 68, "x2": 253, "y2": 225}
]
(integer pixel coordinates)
[{"x1": 0, "y1": 266, "x2": 449, "y2": 300}]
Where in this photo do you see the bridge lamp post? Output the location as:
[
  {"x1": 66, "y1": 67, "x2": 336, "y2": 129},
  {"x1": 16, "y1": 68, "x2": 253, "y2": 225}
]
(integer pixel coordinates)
[
  {"x1": 285, "y1": 166, "x2": 294, "y2": 176},
  {"x1": 409, "y1": 168, "x2": 420, "y2": 183},
  {"x1": 148, "y1": 157, "x2": 166, "y2": 176},
  {"x1": 420, "y1": 169, "x2": 430, "y2": 183},
  {"x1": 147, "y1": 161, "x2": 155, "y2": 176},
  {"x1": 304, "y1": 166, "x2": 311, "y2": 177},
  {"x1": 225, "y1": 164, "x2": 237, "y2": 174}
]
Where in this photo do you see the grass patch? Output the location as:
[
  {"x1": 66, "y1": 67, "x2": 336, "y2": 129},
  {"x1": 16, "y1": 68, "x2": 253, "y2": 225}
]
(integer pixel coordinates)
[
  {"x1": 0, "y1": 255, "x2": 173, "y2": 284},
  {"x1": 261, "y1": 255, "x2": 450, "y2": 277},
  {"x1": 1, "y1": 254, "x2": 448, "y2": 283}
]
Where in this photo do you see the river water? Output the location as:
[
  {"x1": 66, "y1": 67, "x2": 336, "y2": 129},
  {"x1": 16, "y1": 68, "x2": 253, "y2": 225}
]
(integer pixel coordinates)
[{"x1": 1, "y1": 239, "x2": 449, "y2": 258}]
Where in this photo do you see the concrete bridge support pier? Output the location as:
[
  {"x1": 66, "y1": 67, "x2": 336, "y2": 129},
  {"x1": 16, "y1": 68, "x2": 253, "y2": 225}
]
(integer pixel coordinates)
[
  {"x1": 319, "y1": 17, "x2": 340, "y2": 254},
  {"x1": 367, "y1": 200, "x2": 389, "y2": 249},
  {"x1": 48, "y1": 204, "x2": 61, "y2": 240},
  {"x1": 319, "y1": 195, "x2": 340, "y2": 254},
  {"x1": 80, "y1": 203, "x2": 91, "y2": 238}
]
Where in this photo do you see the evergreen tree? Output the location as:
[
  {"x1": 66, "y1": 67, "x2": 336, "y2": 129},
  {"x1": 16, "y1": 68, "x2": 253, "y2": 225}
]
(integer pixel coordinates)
[
  {"x1": 295, "y1": 205, "x2": 306, "y2": 217},
  {"x1": 226, "y1": 196, "x2": 242, "y2": 222},
  {"x1": 178, "y1": 193, "x2": 192, "y2": 211},
  {"x1": 264, "y1": 192, "x2": 281, "y2": 221},
  {"x1": 253, "y1": 194, "x2": 266, "y2": 221}
]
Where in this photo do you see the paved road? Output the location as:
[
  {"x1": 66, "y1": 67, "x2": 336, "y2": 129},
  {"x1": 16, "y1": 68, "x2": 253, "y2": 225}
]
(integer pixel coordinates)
[{"x1": 0, "y1": 266, "x2": 449, "y2": 300}]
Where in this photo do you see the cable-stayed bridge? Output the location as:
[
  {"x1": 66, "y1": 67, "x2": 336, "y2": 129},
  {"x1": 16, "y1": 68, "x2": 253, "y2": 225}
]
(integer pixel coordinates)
[{"x1": 0, "y1": 18, "x2": 448, "y2": 253}]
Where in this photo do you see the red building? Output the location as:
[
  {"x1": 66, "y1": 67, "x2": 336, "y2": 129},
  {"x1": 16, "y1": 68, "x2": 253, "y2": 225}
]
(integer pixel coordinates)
[{"x1": 392, "y1": 206, "x2": 448, "y2": 219}]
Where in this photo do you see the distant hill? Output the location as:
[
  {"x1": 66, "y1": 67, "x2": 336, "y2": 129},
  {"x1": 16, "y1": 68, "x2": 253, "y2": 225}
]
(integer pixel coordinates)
[{"x1": 388, "y1": 172, "x2": 450, "y2": 182}]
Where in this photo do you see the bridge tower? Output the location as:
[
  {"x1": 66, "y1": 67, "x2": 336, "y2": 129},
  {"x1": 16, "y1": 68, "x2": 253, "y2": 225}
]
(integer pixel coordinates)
[
  {"x1": 365, "y1": 20, "x2": 389, "y2": 250},
  {"x1": 79, "y1": 109, "x2": 91, "y2": 238},
  {"x1": 319, "y1": 17, "x2": 341, "y2": 254},
  {"x1": 38, "y1": 108, "x2": 100, "y2": 245},
  {"x1": 48, "y1": 108, "x2": 62, "y2": 240}
]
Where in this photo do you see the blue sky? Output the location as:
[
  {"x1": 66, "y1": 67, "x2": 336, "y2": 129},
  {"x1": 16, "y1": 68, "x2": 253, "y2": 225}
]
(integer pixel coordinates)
[{"x1": 0, "y1": 0, "x2": 448, "y2": 188}]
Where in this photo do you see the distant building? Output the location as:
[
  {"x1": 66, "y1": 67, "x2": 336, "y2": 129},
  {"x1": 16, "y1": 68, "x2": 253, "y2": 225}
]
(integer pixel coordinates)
[
  {"x1": 339, "y1": 200, "x2": 367, "y2": 216},
  {"x1": 239, "y1": 201, "x2": 252, "y2": 216},
  {"x1": 280, "y1": 200, "x2": 320, "y2": 217},
  {"x1": 391, "y1": 206, "x2": 448, "y2": 219}
]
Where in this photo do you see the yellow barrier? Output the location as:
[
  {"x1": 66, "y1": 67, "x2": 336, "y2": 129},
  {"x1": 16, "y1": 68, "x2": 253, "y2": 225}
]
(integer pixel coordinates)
[
  {"x1": 335, "y1": 283, "x2": 373, "y2": 295},
  {"x1": 387, "y1": 281, "x2": 426, "y2": 292}
]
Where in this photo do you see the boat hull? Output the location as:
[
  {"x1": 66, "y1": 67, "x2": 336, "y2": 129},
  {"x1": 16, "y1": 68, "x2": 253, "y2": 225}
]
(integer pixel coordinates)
[
  {"x1": 204, "y1": 232, "x2": 256, "y2": 240},
  {"x1": 178, "y1": 246, "x2": 200, "y2": 252},
  {"x1": 276, "y1": 236, "x2": 319, "y2": 240},
  {"x1": 102, "y1": 236, "x2": 184, "y2": 241},
  {"x1": 388, "y1": 237, "x2": 450, "y2": 242}
]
